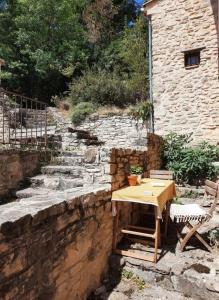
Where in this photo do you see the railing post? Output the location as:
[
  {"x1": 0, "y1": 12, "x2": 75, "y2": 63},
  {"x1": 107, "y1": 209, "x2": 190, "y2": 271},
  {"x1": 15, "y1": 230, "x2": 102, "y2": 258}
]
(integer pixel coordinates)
[{"x1": 45, "y1": 105, "x2": 48, "y2": 150}]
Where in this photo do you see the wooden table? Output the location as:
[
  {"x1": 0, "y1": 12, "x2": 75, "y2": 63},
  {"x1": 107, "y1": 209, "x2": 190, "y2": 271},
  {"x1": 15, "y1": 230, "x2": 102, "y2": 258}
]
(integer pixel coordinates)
[{"x1": 111, "y1": 178, "x2": 176, "y2": 263}]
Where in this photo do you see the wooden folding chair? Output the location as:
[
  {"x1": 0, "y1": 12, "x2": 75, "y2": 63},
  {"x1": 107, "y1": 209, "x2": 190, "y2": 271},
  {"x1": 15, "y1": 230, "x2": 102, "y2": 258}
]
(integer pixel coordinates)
[
  {"x1": 170, "y1": 180, "x2": 219, "y2": 252},
  {"x1": 150, "y1": 170, "x2": 174, "y2": 180}
]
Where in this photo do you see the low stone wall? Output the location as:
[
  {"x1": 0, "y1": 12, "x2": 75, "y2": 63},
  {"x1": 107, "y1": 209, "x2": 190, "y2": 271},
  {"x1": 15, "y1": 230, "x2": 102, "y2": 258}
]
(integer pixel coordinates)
[
  {"x1": 0, "y1": 188, "x2": 113, "y2": 300},
  {"x1": 0, "y1": 134, "x2": 163, "y2": 299},
  {"x1": 0, "y1": 150, "x2": 49, "y2": 200},
  {"x1": 77, "y1": 115, "x2": 148, "y2": 149},
  {"x1": 98, "y1": 133, "x2": 163, "y2": 230},
  {"x1": 100, "y1": 133, "x2": 163, "y2": 190}
]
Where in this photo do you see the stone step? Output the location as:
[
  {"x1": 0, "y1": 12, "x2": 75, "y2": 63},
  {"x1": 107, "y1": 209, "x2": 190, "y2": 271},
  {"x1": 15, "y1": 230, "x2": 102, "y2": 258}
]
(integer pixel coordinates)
[
  {"x1": 76, "y1": 132, "x2": 98, "y2": 141},
  {"x1": 61, "y1": 151, "x2": 85, "y2": 157},
  {"x1": 43, "y1": 176, "x2": 84, "y2": 190},
  {"x1": 58, "y1": 178, "x2": 84, "y2": 190},
  {"x1": 41, "y1": 165, "x2": 84, "y2": 177},
  {"x1": 29, "y1": 175, "x2": 45, "y2": 187},
  {"x1": 67, "y1": 127, "x2": 99, "y2": 141},
  {"x1": 54, "y1": 156, "x2": 84, "y2": 165},
  {"x1": 16, "y1": 188, "x2": 53, "y2": 199},
  {"x1": 83, "y1": 139, "x2": 104, "y2": 146},
  {"x1": 29, "y1": 175, "x2": 84, "y2": 190},
  {"x1": 67, "y1": 127, "x2": 89, "y2": 135},
  {"x1": 84, "y1": 166, "x2": 101, "y2": 174}
]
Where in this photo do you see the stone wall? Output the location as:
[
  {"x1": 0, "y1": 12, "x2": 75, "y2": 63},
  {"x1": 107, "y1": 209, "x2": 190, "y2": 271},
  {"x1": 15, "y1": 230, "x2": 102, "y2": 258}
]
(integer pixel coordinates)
[
  {"x1": 77, "y1": 114, "x2": 148, "y2": 149},
  {"x1": 0, "y1": 189, "x2": 113, "y2": 300},
  {"x1": 99, "y1": 133, "x2": 163, "y2": 190},
  {"x1": 0, "y1": 134, "x2": 163, "y2": 300},
  {"x1": 99, "y1": 133, "x2": 163, "y2": 228},
  {"x1": 144, "y1": 0, "x2": 219, "y2": 145},
  {"x1": 0, "y1": 150, "x2": 48, "y2": 200}
]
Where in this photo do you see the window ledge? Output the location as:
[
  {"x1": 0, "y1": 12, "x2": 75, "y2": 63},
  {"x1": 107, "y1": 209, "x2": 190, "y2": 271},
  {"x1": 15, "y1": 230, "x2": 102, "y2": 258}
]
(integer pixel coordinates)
[{"x1": 185, "y1": 65, "x2": 200, "y2": 70}]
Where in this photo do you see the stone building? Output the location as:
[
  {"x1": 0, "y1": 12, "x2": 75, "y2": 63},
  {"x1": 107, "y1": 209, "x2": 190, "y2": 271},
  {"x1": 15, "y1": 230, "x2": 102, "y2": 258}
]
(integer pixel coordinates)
[{"x1": 143, "y1": 0, "x2": 219, "y2": 145}]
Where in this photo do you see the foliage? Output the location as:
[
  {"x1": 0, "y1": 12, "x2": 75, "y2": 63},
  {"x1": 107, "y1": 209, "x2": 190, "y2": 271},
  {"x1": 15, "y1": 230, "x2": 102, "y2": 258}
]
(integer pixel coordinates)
[
  {"x1": 119, "y1": 15, "x2": 148, "y2": 101},
  {"x1": 67, "y1": 10, "x2": 148, "y2": 110},
  {"x1": 182, "y1": 190, "x2": 199, "y2": 199},
  {"x1": 121, "y1": 269, "x2": 146, "y2": 290},
  {"x1": 128, "y1": 101, "x2": 153, "y2": 124},
  {"x1": 67, "y1": 70, "x2": 133, "y2": 107},
  {"x1": 0, "y1": 0, "x2": 89, "y2": 101},
  {"x1": 163, "y1": 133, "x2": 219, "y2": 185},
  {"x1": 122, "y1": 269, "x2": 134, "y2": 280},
  {"x1": 71, "y1": 102, "x2": 95, "y2": 125},
  {"x1": 83, "y1": 0, "x2": 118, "y2": 44},
  {"x1": 1, "y1": 0, "x2": 146, "y2": 106},
  {"x1": 130, "y1": 165, "x2": 143, "y2": 175},
  {"x1": 208, "y1": 228, "x2": 219, "y2": 248}
]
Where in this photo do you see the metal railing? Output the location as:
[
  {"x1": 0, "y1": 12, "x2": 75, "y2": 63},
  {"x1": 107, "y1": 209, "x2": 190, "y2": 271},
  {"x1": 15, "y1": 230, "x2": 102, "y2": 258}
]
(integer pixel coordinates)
[{"x1": 0, "y1": 88, "x2": 48, "y2": 149}]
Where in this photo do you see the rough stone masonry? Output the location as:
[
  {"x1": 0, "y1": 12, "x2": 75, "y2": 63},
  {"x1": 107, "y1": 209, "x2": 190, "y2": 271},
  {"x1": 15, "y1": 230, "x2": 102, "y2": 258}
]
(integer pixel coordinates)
[
  {"x1": 0, "y1": 134, "x2": 163, "y2": 300},
  {"x1": 144, "y1": 0, "x2": 219, "y2": 145}
]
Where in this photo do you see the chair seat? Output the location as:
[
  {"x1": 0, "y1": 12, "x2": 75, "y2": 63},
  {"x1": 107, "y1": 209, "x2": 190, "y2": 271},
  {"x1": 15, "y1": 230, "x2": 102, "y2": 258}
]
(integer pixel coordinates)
[{"x1": 170, "y1": 204, "x2": 209, "y2": 223}]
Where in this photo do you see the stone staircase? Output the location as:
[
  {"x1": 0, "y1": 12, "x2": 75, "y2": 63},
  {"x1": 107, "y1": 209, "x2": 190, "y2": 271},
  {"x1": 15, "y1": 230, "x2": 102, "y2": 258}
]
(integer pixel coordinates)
[{"x1": 14, "y1": 126, "x2": 108, "y2": 202}]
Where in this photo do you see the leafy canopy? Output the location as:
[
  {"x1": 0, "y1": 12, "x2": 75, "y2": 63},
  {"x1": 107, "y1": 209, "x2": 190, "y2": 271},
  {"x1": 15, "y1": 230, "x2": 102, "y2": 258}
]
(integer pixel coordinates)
[{"x1": 0, "y1": 0, "x2": 89, "y2": 100}]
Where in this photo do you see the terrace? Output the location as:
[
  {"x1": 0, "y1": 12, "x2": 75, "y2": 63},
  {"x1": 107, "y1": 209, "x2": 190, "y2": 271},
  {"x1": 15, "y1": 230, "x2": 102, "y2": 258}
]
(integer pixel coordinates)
[{"x1": 0, "y1": 90, "x2": 218, "y2": 300}]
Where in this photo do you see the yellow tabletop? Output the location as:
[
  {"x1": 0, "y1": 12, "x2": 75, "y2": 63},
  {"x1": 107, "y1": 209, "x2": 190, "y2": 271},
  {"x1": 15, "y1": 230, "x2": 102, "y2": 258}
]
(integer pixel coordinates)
[{"x1": 112, "y1": 178, "x2": 176, "y2": 216}]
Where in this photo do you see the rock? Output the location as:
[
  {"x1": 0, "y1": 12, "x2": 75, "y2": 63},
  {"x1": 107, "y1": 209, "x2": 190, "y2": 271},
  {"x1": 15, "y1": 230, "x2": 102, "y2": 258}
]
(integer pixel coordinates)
[
  {"x1": 84, "y1": 148, "x2": 98, "y2": 163},
  {"x1": 213, "y1": 282, "x2": 219, "y2": 293},
  {"x1": 206, "y1": 277, "x2": 219, "y2": 293},
  {"x1": 131, "y1": 268, "x2": 156, "y2": 283},
  {"x1": 94, "y1": 285, "x2": 106, "y2": 296},
  {"x1": 171, "y1": 263, "x2": 186, "y2": 276},
  {"x1": 109, "y1": 255, "x2": 125, "y2": 270},
  {"x1": 106, "y1": 291, "x2": 129, "y2": 300},
  {"x1": 44, "y1": 177, "x2": 60, "y2": 189}
]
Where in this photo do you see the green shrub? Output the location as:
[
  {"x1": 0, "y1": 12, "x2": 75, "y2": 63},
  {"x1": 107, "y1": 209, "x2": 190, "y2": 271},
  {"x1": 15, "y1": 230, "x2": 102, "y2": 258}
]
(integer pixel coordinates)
[
  {"x1": 128, "y1": 101, "x2": 153, "y2": 124},
  {"x1": 208, "y1": 228, "x2": 219, "y2": 248},
  {"x1": 163, "y1": 133, "x2": 219, "y2": 185},
  {"x1": 67, "y1": 71, "x2": 133, "y2": 107},
  {"x1": 71, "y1": 102, "x2": 95, "y2": 125},
  {"x1": 130, "y1": 165, "x2": 143, "y2": 175}
]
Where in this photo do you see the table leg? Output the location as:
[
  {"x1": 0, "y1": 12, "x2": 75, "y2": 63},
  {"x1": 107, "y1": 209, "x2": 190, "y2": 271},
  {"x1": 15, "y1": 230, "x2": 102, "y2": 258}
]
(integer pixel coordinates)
[
  {"x1": 113, "y1": 202, "x2": 119, "y2": 251},
  {"x1": 154, "y1": 208, "x2": 161, "y2": 263},
  {"x1": 164, "y1": 201, "x2": 171, "y2": 238}
]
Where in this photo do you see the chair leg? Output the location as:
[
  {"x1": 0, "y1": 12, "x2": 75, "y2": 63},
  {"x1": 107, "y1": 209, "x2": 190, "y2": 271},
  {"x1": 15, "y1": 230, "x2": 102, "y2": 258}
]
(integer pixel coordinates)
[
  {"x1": 186, "y1": 222, "x2": 212, "y2": 252},
  {"x1": 179, "y1": 222, "x2": 202, "y2": 252}
]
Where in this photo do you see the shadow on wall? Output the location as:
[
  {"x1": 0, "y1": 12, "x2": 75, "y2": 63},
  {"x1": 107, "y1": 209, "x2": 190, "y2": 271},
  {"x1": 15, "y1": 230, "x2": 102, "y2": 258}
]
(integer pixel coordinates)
[{"x1": 210, "y1": 0, "x2": 219, "y2": 76}]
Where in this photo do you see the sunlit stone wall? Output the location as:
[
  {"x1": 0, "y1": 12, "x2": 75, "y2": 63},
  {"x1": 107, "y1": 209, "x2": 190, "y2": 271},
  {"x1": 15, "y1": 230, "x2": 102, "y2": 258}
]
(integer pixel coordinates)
[{"x1": 145, "y1": 0, "x2": 219, "y2": 145}]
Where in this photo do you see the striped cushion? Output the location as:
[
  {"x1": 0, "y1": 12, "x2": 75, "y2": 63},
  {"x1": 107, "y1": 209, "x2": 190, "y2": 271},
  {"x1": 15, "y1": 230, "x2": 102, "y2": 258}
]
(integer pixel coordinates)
[{"x1": 170, "y1": 203, "x2": 209, "y2": 223}]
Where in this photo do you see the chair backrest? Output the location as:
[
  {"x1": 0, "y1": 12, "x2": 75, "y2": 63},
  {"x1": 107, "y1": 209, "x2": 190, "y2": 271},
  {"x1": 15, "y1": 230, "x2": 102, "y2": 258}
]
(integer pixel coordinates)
[
  {"x1": 205, "y1": 180, "x2": 219, "y2": 215},
  {"x1": 150, "y1": 170, "x2": 174, "y2": 180}
]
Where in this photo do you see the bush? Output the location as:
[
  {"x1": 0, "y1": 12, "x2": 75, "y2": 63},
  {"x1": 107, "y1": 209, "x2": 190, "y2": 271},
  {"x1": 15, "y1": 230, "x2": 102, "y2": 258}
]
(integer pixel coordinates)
[
  {"x1": 67, "y1": 71, "x2": 133, "y2": 107},
  {"x1": 128, "y1": 101, "x2": 153, "y2": 125},
  {"x1": 163, "y1": 133, "x2": 219, "y2": 185},
  {"x1": 71, "y1": 102, "x2": 95, "y2": 125}
]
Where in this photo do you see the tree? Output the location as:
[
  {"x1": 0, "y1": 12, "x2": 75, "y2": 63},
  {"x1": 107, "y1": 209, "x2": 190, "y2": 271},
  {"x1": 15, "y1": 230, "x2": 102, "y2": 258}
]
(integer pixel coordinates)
[
  {"x1": 0, "y1": 0, "x2": 89, "y2": 101},
  {"x1": 119, "y1": 15, "x2": 148, "y2": 101}
]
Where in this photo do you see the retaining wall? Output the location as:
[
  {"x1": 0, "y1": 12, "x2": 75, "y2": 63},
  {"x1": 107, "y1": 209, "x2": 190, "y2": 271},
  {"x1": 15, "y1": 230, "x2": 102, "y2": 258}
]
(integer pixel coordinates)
[
  {"x1": 0, "y1": 134, "x2": 163, "y2": 299},
  {"x1": 77, "y1": 115, "x2": 148, "y2": 149},
  {"x1": 0, "y1": 150, "x2": 49, "y2": 200}
]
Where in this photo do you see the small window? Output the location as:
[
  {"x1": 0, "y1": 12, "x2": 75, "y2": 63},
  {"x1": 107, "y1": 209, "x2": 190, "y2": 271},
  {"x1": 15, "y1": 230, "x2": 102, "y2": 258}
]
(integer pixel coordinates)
[{"x1": 184, "y1": 50, "x2": 200, "y2": 68}]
